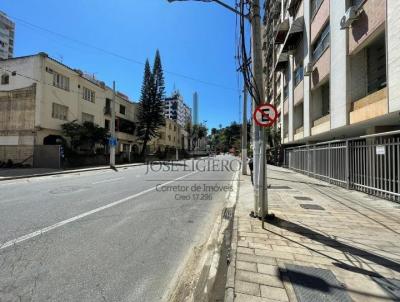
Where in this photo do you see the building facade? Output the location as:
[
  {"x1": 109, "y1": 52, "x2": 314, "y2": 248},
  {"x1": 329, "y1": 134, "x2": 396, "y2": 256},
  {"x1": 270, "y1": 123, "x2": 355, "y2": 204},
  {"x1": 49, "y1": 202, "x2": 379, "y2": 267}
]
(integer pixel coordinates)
[
  {"x1": 0, "y1": 11, "x2": 14, "y2": 60},
  {"x1": 164, "y1": 91, "x2": 192, "y2": 128},
  {"x1": 263, "y1": 0, "x2": 400, "y2": 145},
  {"x1": 0, "y1": 53, "x2": 139, "y2": 164}
]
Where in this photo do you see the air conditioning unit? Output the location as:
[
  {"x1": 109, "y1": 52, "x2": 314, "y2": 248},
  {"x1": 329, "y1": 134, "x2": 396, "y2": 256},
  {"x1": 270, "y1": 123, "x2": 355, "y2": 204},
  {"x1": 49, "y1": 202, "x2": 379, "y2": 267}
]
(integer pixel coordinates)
[
  {"x1": 304, "y1": 63, "x2": 313, "y2": 76},
  {"x1": 341, "y1": 6, "x2": 359, "y2": 29}
]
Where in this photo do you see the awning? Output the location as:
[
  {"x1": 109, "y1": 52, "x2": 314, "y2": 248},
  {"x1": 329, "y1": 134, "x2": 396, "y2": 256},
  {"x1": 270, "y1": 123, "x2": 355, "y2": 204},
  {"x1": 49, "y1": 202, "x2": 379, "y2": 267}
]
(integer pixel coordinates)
[
  {"x1": 275, "y1": 51, "x2": 289, "y2": 71},
  {"x1": 282, "y1": 16, "x2": 304, "y2": 53}
]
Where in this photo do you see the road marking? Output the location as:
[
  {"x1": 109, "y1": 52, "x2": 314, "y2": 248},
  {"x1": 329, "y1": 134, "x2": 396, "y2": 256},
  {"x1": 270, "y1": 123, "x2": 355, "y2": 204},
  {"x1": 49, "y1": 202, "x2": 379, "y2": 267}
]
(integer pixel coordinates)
[
  {"x1": 92, "y1": 177, "x2": 124, "y2": 184},
  {"x1": 0, "y1": 171, "x2": 198, "y2": 251}
]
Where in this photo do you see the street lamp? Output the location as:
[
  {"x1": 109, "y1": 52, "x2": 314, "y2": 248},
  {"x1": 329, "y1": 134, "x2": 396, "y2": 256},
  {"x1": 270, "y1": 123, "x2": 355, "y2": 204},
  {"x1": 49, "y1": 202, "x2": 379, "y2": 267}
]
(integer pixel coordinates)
[{"x1": 167, "y1": 0, "x2": 248, "y2": 19}]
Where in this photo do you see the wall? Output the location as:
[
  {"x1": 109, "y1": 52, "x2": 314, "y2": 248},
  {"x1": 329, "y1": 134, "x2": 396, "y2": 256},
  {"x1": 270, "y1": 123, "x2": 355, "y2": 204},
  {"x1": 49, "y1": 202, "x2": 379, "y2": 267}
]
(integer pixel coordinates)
[
  {"x1": 387, "y1": 0, "x2": 400, "y2": 112},
  {"x1": 330, "y1": 0, "x2": 349, "y2": 129},
  {"x1": 311, "y1": 0, "x2": 330, "y2": 43},
  {"x1": 349, "y1": 0, "x2": 386, "y2": 54}
]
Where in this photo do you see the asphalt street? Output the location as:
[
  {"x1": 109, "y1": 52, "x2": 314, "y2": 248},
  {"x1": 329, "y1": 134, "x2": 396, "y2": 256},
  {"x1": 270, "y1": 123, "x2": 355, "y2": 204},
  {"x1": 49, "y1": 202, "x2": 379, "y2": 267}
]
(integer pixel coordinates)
[{"x1": 0, "y1": 155, "x2": 240, "y2": 302}]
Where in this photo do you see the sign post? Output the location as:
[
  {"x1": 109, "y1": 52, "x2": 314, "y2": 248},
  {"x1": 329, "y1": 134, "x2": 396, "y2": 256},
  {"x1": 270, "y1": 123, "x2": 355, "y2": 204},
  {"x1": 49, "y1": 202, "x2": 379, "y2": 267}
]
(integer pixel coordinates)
[{"x1": 253, "y1": 104, "x2": 278, "y2": 228}]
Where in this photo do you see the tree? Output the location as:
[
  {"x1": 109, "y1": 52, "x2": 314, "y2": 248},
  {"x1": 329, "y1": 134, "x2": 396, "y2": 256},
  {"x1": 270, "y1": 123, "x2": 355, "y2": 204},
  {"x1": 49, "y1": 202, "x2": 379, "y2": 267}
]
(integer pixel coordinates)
[
  {"x1": 61, "y1": 121, "x2": 109, "y2": 153},
  {"x1": 137, "y1": 57, "x2": 166, "y2": 157}
]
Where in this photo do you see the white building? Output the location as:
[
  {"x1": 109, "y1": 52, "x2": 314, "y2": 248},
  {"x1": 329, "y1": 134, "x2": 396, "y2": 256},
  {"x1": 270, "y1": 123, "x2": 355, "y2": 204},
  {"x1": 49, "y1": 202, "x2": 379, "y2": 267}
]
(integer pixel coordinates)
[
  {"x1": 164, "y1": 91, "x2": 192, "y2": 127},
  {"x1": 0, "y1": 11, "x2": 14, "y2": 60}
]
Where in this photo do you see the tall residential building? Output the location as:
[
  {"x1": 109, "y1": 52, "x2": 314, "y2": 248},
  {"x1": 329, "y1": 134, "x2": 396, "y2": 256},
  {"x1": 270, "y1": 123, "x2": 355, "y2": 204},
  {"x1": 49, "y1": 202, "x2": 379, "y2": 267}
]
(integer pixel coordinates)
[
  {"x1": 262, "y1": 0, "x2": 400, "y2": 145},
  {"x1": 0, "y1": 11, "x2": 15, "y2": 60},
  {"x1": 164, "y1": 91, "x2": 192, "y2": 127},
  {"x1": 193, "y1": 92, "x2": 199, "y2": 125}
]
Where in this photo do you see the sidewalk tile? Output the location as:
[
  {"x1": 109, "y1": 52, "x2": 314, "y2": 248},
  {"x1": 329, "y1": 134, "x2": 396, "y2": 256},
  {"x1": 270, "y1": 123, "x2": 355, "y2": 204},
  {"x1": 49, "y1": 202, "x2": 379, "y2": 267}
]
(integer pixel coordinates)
[
  {"x1": 237, "y1": 261, "x2": 257, "y2": 272},
  {"x1": 237, "y1": 253, "x2": 277, "y2": 265},
  {"x1": 235, "y1": 293, "x2": 277, "y2": 302},
  {"x1": 235, "y1": 280, "x2": 261, "y2": 296},
  {"x1": 260, "y1": 285, "x2": 289, "y2": 301},
  {"x1": 257, "y1": 264, "x2": 279, "y2": 275},
  {"x1": 237, "y1": 247, "x2": 255, "y2": 255},
  {"x1": 236, "y1": 270, "x2": 283, "y2": 288}
]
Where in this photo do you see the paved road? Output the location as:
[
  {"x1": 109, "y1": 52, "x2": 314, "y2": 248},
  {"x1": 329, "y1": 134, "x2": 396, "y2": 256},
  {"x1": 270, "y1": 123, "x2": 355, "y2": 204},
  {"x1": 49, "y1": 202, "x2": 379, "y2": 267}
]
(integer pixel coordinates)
[{"x1": 0, "y1": 155, "x2": 240, "y2": 302}]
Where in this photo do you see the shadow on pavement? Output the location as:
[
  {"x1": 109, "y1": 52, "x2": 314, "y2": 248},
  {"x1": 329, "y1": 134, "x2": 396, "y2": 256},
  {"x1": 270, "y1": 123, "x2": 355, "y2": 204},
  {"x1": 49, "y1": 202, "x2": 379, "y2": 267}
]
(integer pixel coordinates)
[{"x1": 265, "y1": 217, "x2": 400, "y2": 276}]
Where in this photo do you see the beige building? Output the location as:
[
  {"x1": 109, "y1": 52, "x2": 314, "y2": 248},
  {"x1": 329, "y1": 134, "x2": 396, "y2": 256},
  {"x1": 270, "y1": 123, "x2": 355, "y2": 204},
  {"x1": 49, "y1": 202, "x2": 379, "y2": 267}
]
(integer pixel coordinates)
[
  {"x1": 148, "y1": 118, "x2": 188, "y2": 153},
  {"x1": 0, "y1": 53, "x2": 139, "y2": 165},
  {"x1": 263, "y1": 0, "x2": 400, "y2": 145}
]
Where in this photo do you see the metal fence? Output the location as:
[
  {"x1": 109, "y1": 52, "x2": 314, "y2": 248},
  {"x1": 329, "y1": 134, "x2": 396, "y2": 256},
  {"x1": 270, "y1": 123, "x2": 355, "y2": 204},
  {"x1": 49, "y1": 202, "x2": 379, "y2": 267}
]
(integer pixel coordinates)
[{"x1": 284, "y1": 133, "x2": 400, "y2": 202}]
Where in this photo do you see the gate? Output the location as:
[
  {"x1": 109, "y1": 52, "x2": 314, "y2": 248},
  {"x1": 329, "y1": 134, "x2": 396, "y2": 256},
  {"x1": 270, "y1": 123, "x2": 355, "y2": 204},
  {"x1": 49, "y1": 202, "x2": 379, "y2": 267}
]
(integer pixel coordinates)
[{"x1": 33, "y1": 145, "x2": 61, "y2": 169}]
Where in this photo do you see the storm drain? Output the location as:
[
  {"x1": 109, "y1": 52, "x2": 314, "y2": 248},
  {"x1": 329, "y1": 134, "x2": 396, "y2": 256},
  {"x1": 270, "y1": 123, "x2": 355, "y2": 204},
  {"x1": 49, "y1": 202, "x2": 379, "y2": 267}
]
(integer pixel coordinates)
[
  {"x1": 300, "y1": 204, "x2": 325, "y2": 211},
  {"x1": 223, "y1": 207, "x2": 234, "y2": 220},
  {"x1": 372, "y1": 277, "x2": 400, "y2": 299},
  {"x1": 270, "y1": 185, "x2": 292, "y2": 190},
  {"x1": 285, "y1": 264, "x2": 352, "y2": 302},
  {"x1": 295, "y1": 196, "x2": 313, "y2": 201}
]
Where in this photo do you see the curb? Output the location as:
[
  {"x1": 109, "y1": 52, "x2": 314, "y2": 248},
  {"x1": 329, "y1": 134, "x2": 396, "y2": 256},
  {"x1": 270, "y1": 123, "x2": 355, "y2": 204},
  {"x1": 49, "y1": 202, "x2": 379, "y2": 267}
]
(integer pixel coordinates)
[
  {"x1": 166, "y1": 168, "x2": 240, "y2": 302},
  {"x1": 0, "y1": 162, "x2": 145, "y2": 181},
  {"x1": 224, "y1": 173, "x2": 240, "y2": 302}
]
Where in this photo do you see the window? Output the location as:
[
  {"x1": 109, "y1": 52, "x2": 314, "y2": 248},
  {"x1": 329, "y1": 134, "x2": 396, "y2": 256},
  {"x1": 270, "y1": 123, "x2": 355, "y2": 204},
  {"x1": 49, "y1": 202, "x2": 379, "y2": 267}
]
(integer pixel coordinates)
[
  {"x1": 321, "y1": 83, "x2": 330, "y2": 116},
  {"x1": 52, "y1": 71, "x2": 69, "y2": 91},
  {"x1": 82, "y1": 112, "x2": 94, "y2": 124},
  {"x1": 52, "y1": 103, "x2": 68, "y2": 120},
  {"x1": 82, "y1": 87, "x2": 95, "y2": 103},
  {"x1": 312, "y1": 24, "x2": 330, "y2": 62},
  {"x1": 283, "y1": 84, "x2": 289, "y2": 100},
  {"x1": 294, "y1": 66, "x2": 304, "y2": 86},
  {"x1": 311, "y1": 0, "x2": 324, "y2": 18},
  {"x1": 1, "y1": 73, "x2": 9, "y2": 85},
  {"x1": 105, "y1": 120, "x2": 110, "y2": 130},
  {"x1": 120, "y1": 105, "x2": 126, "y2": 115}
]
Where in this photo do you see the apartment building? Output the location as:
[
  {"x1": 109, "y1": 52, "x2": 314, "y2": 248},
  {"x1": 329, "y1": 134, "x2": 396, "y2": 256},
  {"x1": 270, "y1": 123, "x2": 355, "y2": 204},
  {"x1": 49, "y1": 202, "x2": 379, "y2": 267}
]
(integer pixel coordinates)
[
  {"x1": 263, "y1": 0, "x2": 400, "y2": 145},
  {"x1": 148, "y1": 118, "x2": 188, "y2": 153},
  {"x1": 0, "y1": 11, "x2": 14, "y2": 60},
  {"x1": 164, "y1": 91, "x2": 192, "y2": 127},
  {"x1": 0, "y1": 52, "x2": 139, "y2": 164}
]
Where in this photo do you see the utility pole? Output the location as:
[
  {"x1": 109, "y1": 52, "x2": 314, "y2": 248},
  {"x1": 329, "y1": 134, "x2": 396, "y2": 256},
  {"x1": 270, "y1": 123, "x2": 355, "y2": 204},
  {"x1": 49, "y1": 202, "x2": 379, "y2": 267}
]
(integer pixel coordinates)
[
  {"x1": 241, "y1": 83, "x2": 248, "y2": 175},
  {"x1": 110, "y1": 81, "x2": 116, "y2": 168},
  {"x1": 249, "y1": 0, "x2": 269, "y2": 225}
]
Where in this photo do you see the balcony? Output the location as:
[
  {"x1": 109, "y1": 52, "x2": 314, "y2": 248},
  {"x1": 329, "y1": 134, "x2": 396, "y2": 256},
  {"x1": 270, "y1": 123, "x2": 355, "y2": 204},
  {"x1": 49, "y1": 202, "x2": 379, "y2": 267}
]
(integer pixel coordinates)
[
  {"x1": 350, "y1": 88, "x2": 388, "y2": 124},
  {"x1": 294, "y1": 126, "x2": 304, "y2": 141},
  {"x1": 274, "y1": 18, "x2": 289, "y2": 44},
  {"x1": 282, "y1": 16, "x2": 304, "y2": 53},
  {"x1": 311, "y1": 0, "x2": 330, "y2": 44},
  {"x1": 349, "y1": 0, "x2": 386, "y2": 54},
  {"x1": 311, "y1": 114, "x2": 330, "y2": 136}
]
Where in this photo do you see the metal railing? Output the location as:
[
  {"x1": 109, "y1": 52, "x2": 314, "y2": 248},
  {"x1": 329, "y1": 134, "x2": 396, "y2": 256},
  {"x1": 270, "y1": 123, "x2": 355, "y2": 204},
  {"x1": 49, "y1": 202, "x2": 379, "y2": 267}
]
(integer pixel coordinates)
[{"x1": 284, "y1": 133, "x2": 400, "y2": 202}]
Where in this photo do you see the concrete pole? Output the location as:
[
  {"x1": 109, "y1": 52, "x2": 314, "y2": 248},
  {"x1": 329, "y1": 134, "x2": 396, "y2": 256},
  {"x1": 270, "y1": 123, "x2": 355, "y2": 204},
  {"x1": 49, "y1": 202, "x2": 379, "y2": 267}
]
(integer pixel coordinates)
[
  {"x1": 250, "y1": 0, "x2": 268, "y2": 222},
  {"x1": 110, "y1": 81, "x2": 116, "y2": 168},
  {"x1": 242, "y1": 84, "x2": 248, "y2": 175}
]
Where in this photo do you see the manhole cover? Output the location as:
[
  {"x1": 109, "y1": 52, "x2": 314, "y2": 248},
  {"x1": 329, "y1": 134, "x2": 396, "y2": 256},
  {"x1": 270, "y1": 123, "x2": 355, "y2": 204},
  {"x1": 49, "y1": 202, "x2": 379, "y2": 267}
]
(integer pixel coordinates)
[
  {"x1": 300, "y1": 204, "x2": 325, "y2": 210},
  {"x1": 270, "y1": 186, "x2": 292, "y2": 190},
  {"x1": 372, "y1": 277, "x2": 400, "y2": 299},
  {"x1": 295, "y1": 196, "x2": 313, "y2": 201},
  {"x1": 285, "y1": 264, "x2": 352, "y2": 302},
  {"x1": 49, "y1": 186, "x2": 85, "y2": 194},
  {"x1": 223, "y1": 207, "x2": 234, "y2": 220}
]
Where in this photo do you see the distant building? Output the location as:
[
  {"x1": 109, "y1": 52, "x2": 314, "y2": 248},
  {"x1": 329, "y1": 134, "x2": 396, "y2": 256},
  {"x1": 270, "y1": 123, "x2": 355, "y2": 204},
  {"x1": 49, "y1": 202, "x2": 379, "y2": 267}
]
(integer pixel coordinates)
[
  {"x1": 0, "y1": 11, "x2": 15, "y2": 60},
  {"x1": 164, "y1": 91, "x2": 192, "y2": 127},
  {"x1": 193, "y1": 92, "x2": 199, "y2": 125}
]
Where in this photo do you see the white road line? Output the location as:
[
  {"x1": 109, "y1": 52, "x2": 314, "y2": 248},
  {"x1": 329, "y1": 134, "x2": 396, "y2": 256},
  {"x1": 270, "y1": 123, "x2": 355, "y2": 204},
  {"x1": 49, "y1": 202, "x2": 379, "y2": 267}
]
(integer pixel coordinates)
[
  {"x1": 0, "y1": 171, "x2": 198, "y2": 251},
  {"x1": 92, "y1": 177, "x2": 124, "y2": 185}
]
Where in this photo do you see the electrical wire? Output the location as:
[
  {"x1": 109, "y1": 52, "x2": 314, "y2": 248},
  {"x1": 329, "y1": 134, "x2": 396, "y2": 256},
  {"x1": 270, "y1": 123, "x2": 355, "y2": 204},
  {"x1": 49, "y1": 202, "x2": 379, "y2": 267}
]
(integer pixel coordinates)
[{"x1": 11, "y1": 15, "x2": 239, "y2": 92}]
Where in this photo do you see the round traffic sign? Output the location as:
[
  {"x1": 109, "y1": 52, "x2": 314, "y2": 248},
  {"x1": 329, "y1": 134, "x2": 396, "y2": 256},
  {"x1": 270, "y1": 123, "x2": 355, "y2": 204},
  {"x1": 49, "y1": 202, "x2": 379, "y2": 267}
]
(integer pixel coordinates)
[{"x1": 253, "y1": 104, "x2": 278, "y2": 127}]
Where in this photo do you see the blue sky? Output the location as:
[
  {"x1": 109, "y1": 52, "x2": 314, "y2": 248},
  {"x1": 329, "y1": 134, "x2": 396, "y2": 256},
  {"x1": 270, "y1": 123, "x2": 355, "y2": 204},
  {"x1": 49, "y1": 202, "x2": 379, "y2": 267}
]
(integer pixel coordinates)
[{"x1": 1, "y1": 0, "x2": 246, "y2": 130}]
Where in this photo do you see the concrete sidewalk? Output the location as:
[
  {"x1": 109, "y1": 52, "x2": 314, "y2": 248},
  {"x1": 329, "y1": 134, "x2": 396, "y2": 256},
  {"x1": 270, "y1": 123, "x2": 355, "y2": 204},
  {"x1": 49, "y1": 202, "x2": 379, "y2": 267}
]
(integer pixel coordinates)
[{"x1": 226, "y1": 165, "x2": 400, "y2": 302}]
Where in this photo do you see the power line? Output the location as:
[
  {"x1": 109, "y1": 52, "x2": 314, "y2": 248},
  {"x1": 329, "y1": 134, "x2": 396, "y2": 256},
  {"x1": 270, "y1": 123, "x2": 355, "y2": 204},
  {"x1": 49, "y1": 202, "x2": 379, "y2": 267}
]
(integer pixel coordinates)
[{"x1": 11, "y1": 15, "x2": 240, "y2": 92}]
